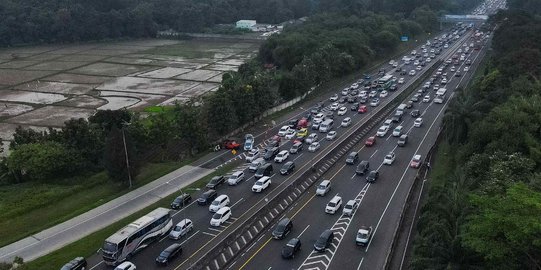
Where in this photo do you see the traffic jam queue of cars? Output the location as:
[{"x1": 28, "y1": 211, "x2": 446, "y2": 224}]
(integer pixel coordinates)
[{"x1": 61, "y1": 22, "x2": 481, "y2": 270}]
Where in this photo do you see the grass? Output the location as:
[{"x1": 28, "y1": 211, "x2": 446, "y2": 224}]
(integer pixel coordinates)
[
  {"x1": 427, "y1": 141, "x2": 456, "y2": 187},
  {"x1": 0, "y1": 161, "x2": 189, "y2": 247},
  {"x1": 143, "y1": 105, "x2": 176, "y2": 113},
  {"x1": 22, "y1": 162, "x2": 239, "y2": 270}
]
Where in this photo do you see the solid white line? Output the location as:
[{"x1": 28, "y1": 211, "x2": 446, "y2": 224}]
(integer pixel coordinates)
[
  {"x1": 366, "y1": 82, "x2": 451, "y2": 252},
  {"x1": 369, "y1": 150, "x2": 378, "y2": 159},
  {"x1": 399, "y1": 179, "x2": 427, "y2": 270},
  {"x1": 89, "y1": 261, "x2": 104, "y2": 270},
  {"x1": 231, "y1": 198, "x2": 244, "y2": 208},
  {"x1": 180, "y1": 230, "x2": 200, "y2": 246},
  {"x1": 202, "y1": 231, "x2": 217, "y2": 237},
  {"x1": 208, "y1": 227, "x2": 222, "y2": 233},
  {"x1": 292, "y1": 153, "x2": 304, "y2": 161},
  {"x1": 357, "y1": 257, "x2": 365, "y2": 270},
  {"x1": 297, "y1": 224, "x2": 311, "y2": 238}
]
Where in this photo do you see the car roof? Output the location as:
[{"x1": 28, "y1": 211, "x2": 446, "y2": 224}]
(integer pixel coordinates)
[
  {"x1": 414, "y1": 154, "x2": 422, "y2": 159},
  {"x1": 216, "y1": 206, "x2": 230, "y2": 213},
  {"x1": 346, "y1": 199, "x2": 357, "y2": 205}
]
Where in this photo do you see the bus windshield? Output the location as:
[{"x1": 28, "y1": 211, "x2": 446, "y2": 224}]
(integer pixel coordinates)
[{"x1": 102, "y1": 241, "x2": 117, "y2": 252}]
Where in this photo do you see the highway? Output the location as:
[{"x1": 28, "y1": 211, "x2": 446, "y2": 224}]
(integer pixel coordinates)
[{"x1": 83, "y1": 11, "x2": 493, "y2": 270}]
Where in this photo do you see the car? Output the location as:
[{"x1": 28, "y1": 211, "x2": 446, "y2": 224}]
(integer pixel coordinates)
[
  {"x1": 410, "y1": 96, "x2": 419, "y2": 102},
  {"x1": 244, "y1": 134, "x2": 254, "y2": 151},
  {"x1": 355, "y1": 226, "x2": 373, "y2": 246},
  {"x1": 316, "y1": 180, "x2": 331, "y2": 196},
  {"x1": 411, "y1": 109, "x2": 421, "y2": 117},
  {"x1": 359, "y1": 96, "x2": 368, "y2": 104},
  {"x1": 249, "y1": 158, "x2": 265, "y2": 172},
  {"x1": 297, "y1": 128, "x2": 308, "y2": 137},
  {"x1": 280, "y1": 161, "x2": 295, "y2": 175},
  {"x1": 171, "y1": 193, "x2": 192, "y2": 209},
  {"x1": 245, "y1": 149, "x2": 260, "y2": 163},
  {"x1": 410, "y1": 154, "x2": 422, "y2": 168},
  {"x1": 397, "y1": 134, "x2": 408, "y2": 147},
  {"x1": 61, "y1": 257, "x2": 87, "y2": 270},
  {"x1": 278, "y1": 126, "x2": 291, "y2": 137},
  {"x1": 369, "y1": 90, "x2": 378, "y2": 98},
  {"x1": 433, "y1": 84, "x2": 440, "y2": 91},
  {"x1": 337, "y1": 107, "x2": 347, "y2": 116},
  {"x1": 325, "y1": 110, "x2": 334, "y2": 119},
  {"x1": 268, "y1": 135, "x2": 281, "y2": 147},
  {"x1": 343, "y1": 199, "x2": 359, "y2": 216},
  {"x1": 356, "y1": 160, "x2": 370, "y2": 175},
  {"x1": 346, "y1": 151, "x2": 359, "y2": 165},
  {"x1": 209, "y1": 195, "x2": 230, "y2": 213},
  {"x1": 390, "y1": 84, "x2": 398, "y2": 91},
  {"x1": 398, "y1": 77, "x2": 405, "y2": 84},
  {"x1": 383, "y1": 152, "x2": 396, "y2": 165},
  {"x1": 281, "y1": 238, "x2": 301, "y2": 259},
  {"x1": 306, "y1": 133, "x2": 318, "y2": 144},
  {"x1": 379, "y1": 90, "x2": 389, "y2": 98},
  {"x1": 289, "y1": 141, "x2": 304, "y2": 154},
  {"x1": 422, "y1": 95, "x2": 431, "y2": 103},
  {"x1": 114, "y1": 262, "x2": 136, "y2": 270},
  {"x1": 169, "y1": 219, "x2": 193, "y2": 239},
  {"x1": 341, "y1": 88, "x2": 350, "y2": 96},
  {"x1": 329, "y1": 94, "x2": 338, "y2": 101},
  {"x1": 376, "y1": 126, "x2": 389, "y2": 137},
  {"x1": 351, "y1": 102, "x2": 360, "y2": 111},
  {"x1": 326, "y1": 130, "x2": 337, "y2": 140},
  {"x1": 330, "y1": 102, "x2": 340, "y2": 111},
  {"x1": 416, "y1": 65, "x2": 422, "y2": 71},
  {"x1": 347, "y1": 95, "x2": 357, "y2": 103},
  {"x1": 263, "y1": 147, "x2": 279, "y2": 160},
  {"x1": 414, "y1": 117, "x2": 423, "y2": 127},
  {"x1": 358, "y1": 105, "x2": 368, "y2": 113},
  {"x1": 409, "y1": 70, "x2": 416, "y2": 76},
  {"x1": 252, "y1": 176, "x2": 271, "y2": 192},
  {"x1": 391, "y1": 113, "x2": 402, "y2": 123},
  {"x1": 441, "y1": 78, "x2": 448, "y2": 85},
  {"x1": 313, "y1": 113, "x2": 325, "y2": 123},
  {"x1": 365, "y1": 136, "x2": 376, "y2": 146},
  {"x1": 314, "y1": 230, "x2": 335, "y2": 252},
  {"x1": 288, "y1": 119, "x2": 299, "y2": 129},
  {"x1": 455, "y1": 71, "x2": 462, "y2": 77},
  {"x1": 274, "y1": 150, "x2": 289, "y2": 163},
  {"x1": 341, "y1": 117, "x2": 352, "y2": 127},
  {"x1": 284, "y1": 129, "x2": 297, "y2": 139},
  {"x1": 366, "y1": 170, "x2": 379, "y2": 183},
  {"x1": 426, "y1": 57, "x2": 431, "y2": 62},
  {"x1": 406, "y1": 101, "x2": 414, "y2": 109},
  {"x1": 227, "y1": 171, "x2": 245, "y2": 185},
  {"x1": 308, "y1": 141, "x2": 321, "y2": 152},
  {"x1": 370, "y1": 98, "x2": 380, "y2": 107},
  {"x1": 325, "y1": 195, "x2": 342, "y2": 214},
  {"x1": 222, "y1": 139, "x2": 241, "y2": 150},
  {"x1": 464, "y1": 66, "x2": 469, "y2": 72},
  {"x1": 400, "y1": 70, "x2": 408, "y2": 75},
  {"x1": 466, "y1": 59, "x2": 472, "y2": 65},
  {"x1": 210, "y1": 207, "x2": 231, "y2": 226},
  {"x1": 450, "y1": 66, "x2": 456, "y2": 72}
]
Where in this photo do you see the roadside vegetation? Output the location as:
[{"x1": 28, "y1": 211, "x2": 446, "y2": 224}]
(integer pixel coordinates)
[{"x1": 411, "y1": 8, "x2": 541, "y2": 270}]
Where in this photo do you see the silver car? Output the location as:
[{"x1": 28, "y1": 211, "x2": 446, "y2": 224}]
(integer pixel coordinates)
[{"x1": 169, "y1": 219, "x2": 193, "y2": 239}]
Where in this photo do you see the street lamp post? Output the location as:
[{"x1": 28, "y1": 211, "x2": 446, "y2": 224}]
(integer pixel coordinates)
[{"x1": 121, "y1": 124, "x2": 132, "y2": 189}]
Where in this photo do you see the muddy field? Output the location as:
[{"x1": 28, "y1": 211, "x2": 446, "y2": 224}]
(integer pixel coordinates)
[{"x1": 0, "y1": 38, "x2": 260, "y2": 150}]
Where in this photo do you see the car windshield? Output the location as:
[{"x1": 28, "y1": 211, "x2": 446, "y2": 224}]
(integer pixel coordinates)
[
  {"x1": 318, "y1": 185, "x2": 326, "y2": 189},
  {"x1": 358, "y1": 232, "x2": 368, "y2": 238},
  {"x1": 212, "y1": 213, "x2": 222, "y2": 219},
  {"x1": 160, "y1": 250, "x2": 171, "y2": 257},
  {"x1": 328, "y1": 202, "x2": 336, "y2": 207},
  {"x1": 386, "y1": 155, "x2": 392, "y2": 159},
  {"x1": 211, "y1": 200, "x2": 220, "y2": 206},
  {"x1": 255, "y1": 181, "x2": 263, "y2": 186},
  {"x1": 173, "y1": 225, "x2": 182, "y2": 231}
]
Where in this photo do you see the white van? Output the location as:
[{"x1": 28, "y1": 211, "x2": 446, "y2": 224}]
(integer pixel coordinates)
[
  {"x1": 319, "y1": 119, "x2": 334, "y2": 133},
  {"x1": 210, "y1": 207, "x2": 231, "y2": 227},
  {"x1": 209, "y1": 195, "x2": 230, "y2": 213},
  {"x1": 228, "y1": 171, "x2": 244, "y2": 185}
]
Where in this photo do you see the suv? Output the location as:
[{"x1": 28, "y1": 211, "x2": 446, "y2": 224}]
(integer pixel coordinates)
[
  {"x1": 245, "y1": 148, "x2": 260, "y2": 163},
  {"x1": 197, "y1": 189, "x2": 218, "y2": 205},
  {"x1": 206, "y1": 175, "x2": 225, "y2": 189},
  {"x1": 171, "y1": 193, "x2": 192, "y2": 209},
  {"x1": 272, "y1": 218, "x2": 293, "y2": 239},
  {"x1": 274, "y1": 150, "x2": 289, "y2": 163},
  {"x1": 228, "y1": 171, "x2": 245, "y2": 185},
  {"x1": 343, "y1": 199, "x2": 359, "y2": 216},
  {"x1": 61, "y1": 257, "x2": 87, "y2": 270},
  {"x1": 316, "y1": 180, "x2": 331, "y2": 196},
  {"x1": 356, "y1": 226, "x2": 373, "y2": 246},
  {"x1": 366, "y1": 170, "x2": 379, "y2": 183},
  {"x1": 397, "y1": 134, "x2": 408, "y2": 147},
  {"x1": 325, "y1": 195, "x2": 343, "y2": 214},
  {"x1": 346, "y1": 152, "x2": 359, "y2": 165},
  {"x1": 280, "y1": 161, "x2": 295, "y2": 175},
  {"x1": 289, "y1": 141, "x2": 303, "y2": 154}
]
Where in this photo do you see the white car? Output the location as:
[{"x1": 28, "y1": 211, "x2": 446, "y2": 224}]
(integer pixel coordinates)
[
  {"x1": 325, "y1": 195, "x2": 342, "y2": 214},
  {"x1": 369, "y1": 90, "x2": 378, "y2": 98},
  {"x1": 422, "y1": 95, "x2": 431, "y2": 103},
  {"x1": 337, "y1": 107, "x2": 347, "y2": 116},
  {"x1": 329, "y1": 94, "x2": 338, "y2": 101},
  {"x1": 326, "y1": 130, "x2": 337, "y2": 140},
  {"x1": 252, "y1": 176, "x2": 271, "y2": 192},
  {"x1": 392, "y1": 126, "x2": 403, "y2": 137},
  {"x1": 341, "y1": 117, "x2": 352, "y2": 127},
  {"x1": 450, "y1": 66, "x2": 456, "y2": 72},
  {"x1": 284, "y1": 129, "x2": 296, "y2": 139},
  {"x1": 169, "y1": 219, "x2": 193, "y2": 239},
  {"x1": 393, "y1": 62, "x2": 398, "y2": 68},
  {"x1": 441, "y1": 78, "x2": 448, "y2": 85},
  {"x1": 306, "y1": 133, "x2": 318, "y2": 144},
  {"x1": 342, "y1": 200, "x2": 359, "y2": 216},
  {"x1": 115, "y1": 262, "x2": 136, "y2": 270},
  {"x1": 370, "y1": 98, "x2": 380, "y2": 107},
  {"x1": 383, "y1": 119, "x2": 393, "y2": 127},
  {"x1": 464, "y1": 66, "x2": 469, "y2": 72},
  {"x1": 330, "y1": 102, "x2": 340, "y2": 111},
  {"x1": 278, "y1": 126, "x2": 291, "y2": 137},
  {"x1": 308, "y1": 141, "x2": 321, "y2": 152},
  {"x1": 245, "y1": 148, "x2": 260, "y2": 163},
  {"x1": 313, "y1": 113, "x2": 325, "y2": 123},
  {"x1": 228, "y1": 171, "x2": 244, "y2": 185},
  {"x1": 209, "y1": 195, "x2": 230, "y2": 213},
  {"x1": 426, "y1": 57, "x2": 431, "y2": 62},
  {"x1": 416, "y1": 65, "x2": 422, "y2": 71},
  {"x1": 210, "y1": 207, "x2": 231, "y2": 226},
  {"x1": 398, "y1": 78, "x2": 405, "y2": 84},
  {"x1": 376, "y1": 126, "x2": 389, "y2": 137},
  {"x1": 409, "y1": 70, "x2": 416, "y2": 76},
  {"x1": 341, "y1": 88, "x2": 349, "y2": 96},
  {"x1": 383, "y1": 152, "x2": 396, "y2": 165},
  {"x1": 274, "y1": 150, "x2": 289, "y2": 163},
  {"x1": 379, "y1": 91, "x2": 388, "y2": 98},
  {"x1": 359, "y1": 90, "x2": 368, "y2": 98},
  {"x1": 414, "y1": 117, "x2": 423, "y2": 127}
]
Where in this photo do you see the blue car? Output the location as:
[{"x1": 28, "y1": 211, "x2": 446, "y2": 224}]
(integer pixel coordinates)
[{"x1": 244, "y1": 134, "x2": 254, "y2": 151}]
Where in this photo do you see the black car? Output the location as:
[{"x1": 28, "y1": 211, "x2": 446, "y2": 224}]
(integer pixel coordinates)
[
  {"x1": 395, "y1": 67, "x2": 402, "y2": 72},
  {"x1": 411, "y1": 109, "x2": 421, "y2": 117},
  {"x1": 314, "y1": 230, "x2": 334, "y2": 252},
  {"x1": 280, "y1": 161, "x2": 296, "y2": 175},
  {"x1": 156, "y1": 243, "x2": 182, "y2": 265},
  {"x1": 61, "y1": 257, "x2": 87, "y2": 270},
  {"x1": 197, "y1": 189, "x2": 217, "y2": 205},
  {"x1": 282, "y1": 238, "x2": 302, "y2": 259},
  {"x1": 350, "y1": 102, "x2": 360, "y2": 111},
  {"x1": 391, "y1": 114, "x2": 402, "y2": 123},
  {"x1": 356, "y1": 160, "x2": 370, "y2": 175},
  {"x1": 288, "y1": 119, "x2": 299, "y2": 128},
  {"x1": 206, "y1": 175, "x2": 225, "y2": 189},
  {"x1": 400, "y1": 70, "x2": 407, "y2": 75},
  {"x1": 171, "y1": 193, "x2": 192, "y2": 209},
  {"x1": 272, "y1": 218, "x2": 293, "y2": 239},
  {"x1": 346, "y1": 152, "x2": 359, "y2": 165},
  {"x1": 263, "y1": 147, "x2": 280, "y2": 160},
  {"x1": 266, "y1": 139, "x2": 280, "y2": 148},
  {"x1": 366, "y1": 170, "x2": 379, "y2": 183}
]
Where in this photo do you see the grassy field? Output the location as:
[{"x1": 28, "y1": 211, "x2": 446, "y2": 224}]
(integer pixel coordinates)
[
  {"x1": 0, "y1": 161, "x2": 192, "y2": 247},
  {"x1": 22, "y1": 162, "x2": 238, "y2": 270}
]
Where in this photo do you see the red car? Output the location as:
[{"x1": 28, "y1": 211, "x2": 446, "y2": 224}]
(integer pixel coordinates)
[
  {"x1": 365, "y1": 136, "x2": 376, "y2": 146},
  {"x1": 410, "y1": 154, "x2": 422, "y2": 168},
  {"x1": 222, "y1": 139, "x2": 241, "y2": 150},
  {"x1": 297, "y1": 118, "x2": 309, "y2": 129},
  {"x1": 358, "y1": 105, "x2": 368, "y2": 113}
]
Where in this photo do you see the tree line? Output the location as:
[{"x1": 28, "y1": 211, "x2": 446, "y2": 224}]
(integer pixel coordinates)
[
  {"x1": 411, "y1": 10, "x2": 541, "y2": 270},
  {"x1": 0, "y1": 0, "x2": 482, "y2": 46}
]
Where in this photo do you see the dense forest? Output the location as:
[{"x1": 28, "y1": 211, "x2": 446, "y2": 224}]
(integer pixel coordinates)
[
  {"x1": 0, "y1": 0, "x2": 481, "y2": 46},
  {"x1": 411, "y1": 9, "x2": 541, "y2": 270}
]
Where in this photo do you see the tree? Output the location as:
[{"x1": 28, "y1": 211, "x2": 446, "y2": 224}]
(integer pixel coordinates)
[{"x1": 89, "y1": 109, "x2": 131, "y2": 134}]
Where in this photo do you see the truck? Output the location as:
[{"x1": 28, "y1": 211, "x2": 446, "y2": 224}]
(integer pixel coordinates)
[{"x1": 434, "y1": 88, "x2": 447, "y2": 104}]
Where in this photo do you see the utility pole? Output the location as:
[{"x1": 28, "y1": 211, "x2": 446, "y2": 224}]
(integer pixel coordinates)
[{"x1": 121, "y1": 125, "x2": 132, "y2": 189}]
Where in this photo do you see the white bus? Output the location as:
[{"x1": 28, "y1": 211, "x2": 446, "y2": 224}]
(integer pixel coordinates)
[
  {"x1": 434, "y1": 88, "x2": 447, "y2": 104},
  {"x1": 102, "y1": 207, "x2": 173, "y2": 266},
  {"x1": 378, "y1": 75, "x2": 393, "y2": 90}
]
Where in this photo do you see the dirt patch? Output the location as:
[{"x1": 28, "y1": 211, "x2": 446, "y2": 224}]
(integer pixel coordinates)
[
  {"x1": 98, "y1": 96, "x2": 140, "y2": 110},
  {"x1": 0, "y1": 60, "x2": 42, "y2": 69},
  {"x1": 175, "y1": 69, "x2": 222, "y2": 81},
  {"x1": 99, "y1": 91, "x2": 167, "y2": 109},
  {"x1": 0, "y1": 70, "x2": 55, "y2": 85},
  {"x1": 56, "y1": 95, "x2": 106, "y2": 109},
  {"x1": 0, "y1": 103, "x2": 34, "y2": 118},
  {"x1": 137, "y1": 67, "x2": 192, "y2": 79},
  {"x1": 70, "y1": 63, "x2": 154, "y2": 77},
  {"x1": 96, "y1": 76, "x2": 199, "y2": 96},
  {"x1": 5, "y1": 106, "x2": 95, "y2": 127},
  {"x1": 179, "y1": 82, "x2": 219, "y2": 96},
  {"x1": 205, "y1": 64, "x2": 239, "y2": 72},
  {"x1": 53, "y1": 54, "x2": 108, "y2": 62},
  {"x1": 25, "y1": 61, "x2": 89, "y2": 71},
  {"x1": 0, "y1": 90, "x2": 67, "y2": 104},
  {"x1": 42, "y1": 73, "x2": 112, "y2": 84},
  {"x1": 14, "y1": 81, "x2": 96, "y2": 95}
]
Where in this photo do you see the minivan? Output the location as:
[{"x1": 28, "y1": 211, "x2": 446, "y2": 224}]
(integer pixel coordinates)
[
  {"x1": 316, "y1": 180, "x2": 331, "y2": 196},
  {"x1": 319, "y1": 119, "x2": 334, "y2": 133},
  {"x1": 209, "y1": 195, "x2": 230, "y2": 213},
  {"x1": 197, "y1": 189, "x2": 217, "y2": 205},
  {"x1": 255, "y1": 163, "x2": 273, "y2": 179},
  {"x1": 249, "y1": 158, "x2": 265, "y2": 172},
  {"x1": 210, "y1": 207, "x2": 231, "y2": 226},
  {"x1": 355, "y1": 160, "x2": 370, "y2": 175},
  {"x1": 169, "y1": 219, "x2": 193, "y2": 239},
  {"x1": 272, "y1": 218, "x2": 293, "y2": 239},
  {"x1": 314, "y1": 230, "x2": 334, "y2": 252},
  {"x1": 228, "y1": 171, "x2": 245, "y2": 185},
  {"x1": 289, "y1": 142, "x2": 303, "y2": 154},
  {"x1": 396, "y1": 103, "x2": 407, "y2": 114}
]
